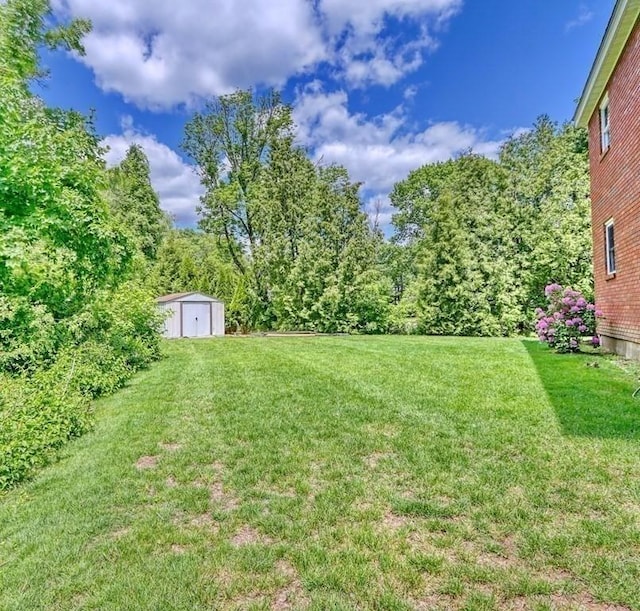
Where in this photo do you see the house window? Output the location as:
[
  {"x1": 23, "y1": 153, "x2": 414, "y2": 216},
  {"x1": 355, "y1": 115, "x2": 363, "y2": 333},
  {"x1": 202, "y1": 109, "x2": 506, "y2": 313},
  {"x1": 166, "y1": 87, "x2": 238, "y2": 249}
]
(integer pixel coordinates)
[
  {"x1": 600, "y1": 94, "x2": 611, "y2": 152},
  {"x1": 605, "y1": 220, "x2": 616, "y2": 274}
]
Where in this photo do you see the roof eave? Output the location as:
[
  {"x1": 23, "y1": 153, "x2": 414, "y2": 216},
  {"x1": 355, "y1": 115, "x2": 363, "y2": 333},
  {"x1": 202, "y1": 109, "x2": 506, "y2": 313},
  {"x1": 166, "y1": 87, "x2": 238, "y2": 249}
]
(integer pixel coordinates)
[
  {"x1": 156, "y1": 292, "x2": 196, "y2": 303},
  {"x1": 157, "y1": 292, "x2": 222, "y2": 304},
  {"x1": 574, "y1": 0, "x2": 640, "y2": 128}
]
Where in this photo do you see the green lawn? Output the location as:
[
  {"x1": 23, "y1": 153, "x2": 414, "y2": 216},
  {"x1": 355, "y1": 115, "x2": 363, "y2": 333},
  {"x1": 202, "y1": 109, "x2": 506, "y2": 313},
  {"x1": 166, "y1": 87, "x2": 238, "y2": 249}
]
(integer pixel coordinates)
[{"x1": 1, "y1": 336, "x2": 639, "y2": 610}]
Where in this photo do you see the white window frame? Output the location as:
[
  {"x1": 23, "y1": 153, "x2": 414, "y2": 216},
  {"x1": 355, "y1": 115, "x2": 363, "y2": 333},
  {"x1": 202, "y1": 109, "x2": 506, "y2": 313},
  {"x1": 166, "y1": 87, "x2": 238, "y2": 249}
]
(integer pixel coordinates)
[
  {"x1": 605, "y1": 219, "x2": 616, "y2": 275},
  {"x1": 600, "y1": 93, "x2": 611, "y2": 152}
]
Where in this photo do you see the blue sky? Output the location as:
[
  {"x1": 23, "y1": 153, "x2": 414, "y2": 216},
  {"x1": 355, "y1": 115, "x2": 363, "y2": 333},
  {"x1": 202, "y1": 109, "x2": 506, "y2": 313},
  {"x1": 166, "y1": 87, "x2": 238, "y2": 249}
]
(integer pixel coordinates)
[{"x1": 39, "y1": 0, "x2": 615, "y2": 229}]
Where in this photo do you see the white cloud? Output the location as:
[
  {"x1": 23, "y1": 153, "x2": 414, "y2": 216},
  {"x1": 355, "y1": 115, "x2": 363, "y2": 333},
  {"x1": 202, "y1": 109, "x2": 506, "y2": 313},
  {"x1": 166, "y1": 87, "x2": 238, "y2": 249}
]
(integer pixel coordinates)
[
  {"x1": 320, "y1": 0, "x2": 461, "y2": 37},
  {"x1": 102, "y1": 118, "x2": 203, "y2": 225},
  {"x1": 565, "y1": 5, "x2": 594, "y2": 32},
  {"x1": 294, "y1": 84, "x2": 503, "y2": 193},
  {"x1": 404, "y1": 84, "x2": 419, "y2": 100},
  {"x1": 293, "y1": 84, "x2": 506, "y2": 232},
  {"x1": 54, "y1": 0, "x2": 461, "y2": 108}
]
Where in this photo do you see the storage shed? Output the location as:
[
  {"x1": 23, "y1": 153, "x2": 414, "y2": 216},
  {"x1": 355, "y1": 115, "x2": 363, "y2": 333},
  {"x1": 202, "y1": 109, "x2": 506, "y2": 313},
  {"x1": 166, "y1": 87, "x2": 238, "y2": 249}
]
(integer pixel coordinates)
[{"x1": 157, "y1": 293, "x2": 225, "y2": 338}]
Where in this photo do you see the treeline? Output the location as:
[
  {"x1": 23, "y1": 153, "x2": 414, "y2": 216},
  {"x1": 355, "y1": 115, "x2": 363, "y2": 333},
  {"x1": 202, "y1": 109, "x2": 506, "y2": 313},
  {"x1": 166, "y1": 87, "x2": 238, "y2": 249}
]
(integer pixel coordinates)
[
  {"x1": 153, "y1": 90, "x2": 390, "y2": 333},
  {"x1": 155, "y1": 99, "x2": 591, "y2": 336},
  {"x1": 390, "y1": 118, "x2": 592, "y2": 335},
  {"x1": 0, "y1": 1, "x2": 167, "y2": 488}
]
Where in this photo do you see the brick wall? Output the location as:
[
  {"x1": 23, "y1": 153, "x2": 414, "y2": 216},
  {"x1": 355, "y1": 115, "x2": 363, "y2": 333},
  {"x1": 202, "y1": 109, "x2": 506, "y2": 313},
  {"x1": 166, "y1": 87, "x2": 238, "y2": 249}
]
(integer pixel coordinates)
[{"x1": 588, "y1": 19, "x2": 640, "y2": 348}]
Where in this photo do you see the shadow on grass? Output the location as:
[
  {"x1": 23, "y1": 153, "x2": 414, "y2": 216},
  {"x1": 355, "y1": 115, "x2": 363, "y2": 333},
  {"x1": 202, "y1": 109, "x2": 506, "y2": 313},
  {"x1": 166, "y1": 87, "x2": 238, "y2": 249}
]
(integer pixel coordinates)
[{"x1": 522, "y1": 340, "x2": 640, "y2": 440}]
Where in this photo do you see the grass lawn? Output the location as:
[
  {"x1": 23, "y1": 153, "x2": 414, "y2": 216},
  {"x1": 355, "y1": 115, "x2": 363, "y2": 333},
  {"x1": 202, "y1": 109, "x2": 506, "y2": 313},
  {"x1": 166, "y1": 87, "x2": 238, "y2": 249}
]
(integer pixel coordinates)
[{"x1": 1, "y1": 336, "x2": 639, "y2": 610}]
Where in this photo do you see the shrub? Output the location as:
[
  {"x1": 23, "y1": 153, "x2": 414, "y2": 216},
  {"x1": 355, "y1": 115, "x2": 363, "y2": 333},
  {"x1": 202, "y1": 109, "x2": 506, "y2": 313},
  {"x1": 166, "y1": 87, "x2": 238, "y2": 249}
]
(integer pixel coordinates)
[
  {"x1": 0, "y1": 296, "x2": 58, "y2": 374},
  {"x1": 0, "y1": 283, "x2": 163, "y2": 490},
  {"x1": 0, "y1": 370, "x2": 91, "y2": 490},
  {"x1": 535, "y1": 284, "x2": 603, "y2": 352}
]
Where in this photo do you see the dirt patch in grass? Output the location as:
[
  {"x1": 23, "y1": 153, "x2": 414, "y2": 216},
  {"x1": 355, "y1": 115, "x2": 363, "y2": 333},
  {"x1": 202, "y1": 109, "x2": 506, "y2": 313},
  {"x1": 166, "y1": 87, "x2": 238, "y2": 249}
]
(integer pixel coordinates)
[
  {"x1": 273, "y1": 488, "x2": 298, "y2": 499},
  {"x1": 109, "y1": 527, "x2": 131, "y2": 540},
  {"x1": 158, "y1": 442, "x2": 182, "y2": 452},
  {"x1": 135, "y1": 455, "x2": 159, "y2": 470},
  {"x1": 472, "y1": 536, "x2": 520, "y2": 570},
  {"x1": 364, "y1": 423, "x2": 399, "y2": 438},
  {"x1": 474, "y1": 550, "x2": 517, "y2": 570},
  {"x1": 569, "y1": 593, "x2": 631, "y2": 610},
  {"x1": 189, "y1": 513, "x2": 219, "y2": 532},
  {"x1": 412, "y1": 593, "x2": 460, "y2": 610},
  {"x1": 209, "y1": 482, "x2": 240, "y2": 511},
  {"x1": 211, "y1": 461, "x2": 225, "y2": 473},
  {"x1": 229, "y1": 594, "x2": 267, "y2": 610},
  {"x1": 191, "y1": 461, "x2": 241, "y2": 511},
  {"x1": 230, "y1": 526, "x2": 273, "y2": 547},
  {"x1": 507, "y1": 593, "x2": 632, "y2": 610},
  {"x1": 546, "y1": 593, "x2": 631, "y2": 610},
  {"x1": 165, "y1": 476, "x2": 178, "y2": 488},
  {"x1": 271, "y1": 559, "x2": 309, "y2": 609},
  {"x1": 170, "y1": 544, "x2": 188, "y2": 555},
  {"x1": 364, "y1": 452, "x2": 394, "y2": 469},
  {"x1": 381, "y1": 511, "x2": 412, "y2": 530}
]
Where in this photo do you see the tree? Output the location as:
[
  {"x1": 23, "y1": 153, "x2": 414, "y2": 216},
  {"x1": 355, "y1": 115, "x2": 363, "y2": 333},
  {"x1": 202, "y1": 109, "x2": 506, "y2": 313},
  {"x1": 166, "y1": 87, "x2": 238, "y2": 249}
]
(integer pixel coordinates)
[
  {"x1": 266, "y1": 164, "x2": 389, "y2": 333},
  {"x1": 0, "y1": 0, "x2": 90, "y2": 83},
  {"x1": 413, "y1": 155, "x2": 522, "y2": 336},
  {"x1": 183, "y1": 89, "x2": 293, "y2": 277},
  {"x1": 390, "y1": 161, "x2": 459, "y2": 243},
  {"x1": 106, "y1": 144, "x2": 170, "y2": 260},
  {"x1": 181, "y1": 89, "x2": 388, "y2": 332},
  {"x1": 389, "y1": 117, "x2": 592, "y2": 336},
  {"x1": 0, "y1": 0, "x2": 160, "y2": 373},
  {"x1": 0, "y1": 0, "x2": 164, "y2": 489},
  {"x1": 1, "y1": 2, "x2": 130, "y2": 325},
  {"x1": 500, "y1": 117, "x2": 592, "y2": 310}
]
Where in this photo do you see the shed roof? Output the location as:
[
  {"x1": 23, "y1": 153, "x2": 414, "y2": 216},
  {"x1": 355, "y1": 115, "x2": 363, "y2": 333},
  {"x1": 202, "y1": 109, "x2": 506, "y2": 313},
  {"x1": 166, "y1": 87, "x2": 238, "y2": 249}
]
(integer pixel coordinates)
[
  {"x1": 156, "y1": 292, "x2": 222, "y2": 303},
  {"x1": 574, "y1": 0, "x2": 640, "y2": 128}
]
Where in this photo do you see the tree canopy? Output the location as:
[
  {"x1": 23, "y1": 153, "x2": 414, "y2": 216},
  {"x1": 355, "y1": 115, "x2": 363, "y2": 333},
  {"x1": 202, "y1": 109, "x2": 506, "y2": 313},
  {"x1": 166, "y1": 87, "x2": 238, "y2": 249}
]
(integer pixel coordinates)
[{"x1": 390, "y1": 117, "x2": 592, "y2": 335}]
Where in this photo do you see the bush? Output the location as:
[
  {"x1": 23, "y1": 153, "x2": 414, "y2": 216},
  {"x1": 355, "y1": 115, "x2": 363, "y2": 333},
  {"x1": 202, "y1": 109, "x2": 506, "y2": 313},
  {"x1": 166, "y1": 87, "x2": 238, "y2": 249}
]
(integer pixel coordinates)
[
  {"x1": 0, "y1": 370, "x2": 91, "y2": 490},
  {"x1": 0, "y1": 296, "x2": 58, "y2": 374},
  {"x1": 0, "y1": 283, "x2": 163, "y2": 490},
  {"x1": 535, "y1": 284, "x2": 603, "y2": 352}
]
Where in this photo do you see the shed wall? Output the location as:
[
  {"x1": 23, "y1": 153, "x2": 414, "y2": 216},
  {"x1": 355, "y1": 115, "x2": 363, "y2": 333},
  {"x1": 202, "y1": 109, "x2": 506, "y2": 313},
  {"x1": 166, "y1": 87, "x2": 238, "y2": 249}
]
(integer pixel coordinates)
[
  {"x1": 212, "y1": 302, "x2": 225, "y2": 336},
  {"x1": 157, "y1": 298, "x2": 225, "y2": 338},
  {"x1": 158, "y1": 302, "x2": 181, "y2": 339}
]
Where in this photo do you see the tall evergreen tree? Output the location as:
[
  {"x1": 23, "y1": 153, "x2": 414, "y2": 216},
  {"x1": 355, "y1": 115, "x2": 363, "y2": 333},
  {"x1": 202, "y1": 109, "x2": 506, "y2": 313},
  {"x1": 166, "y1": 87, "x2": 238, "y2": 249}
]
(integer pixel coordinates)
[
  {"x1": 500, "y1": 117, "x2": 592, "y2": 309},
  {"x1": 106, "y1": 144, "x2": 169, "y2": 260}
]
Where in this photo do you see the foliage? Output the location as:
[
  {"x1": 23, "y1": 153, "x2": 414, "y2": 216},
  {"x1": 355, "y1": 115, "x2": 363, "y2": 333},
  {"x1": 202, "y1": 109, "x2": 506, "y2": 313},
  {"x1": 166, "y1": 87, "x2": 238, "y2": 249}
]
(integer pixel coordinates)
[
  {"x1": 0, "y1": 0, "x2": 163, "y2": 488},
  {"x1": 395, "y1": 155, "x2": 523, "y2": 336},
  {"x1": 500, "y1": 117, "x2": 593, "y2": 310},
  {"x1": 0, "y1": 282, "x2": 163, "y2": 490},
  {"x1": 0, "y1": 0, "x2": 90, "y2": 82},
  {"x1": 535, "y1": 284, "x2": 602, "y2": 352},
  {"x1": 0, "y1": 371, "x2": 90, "y2": 490},
  {"x1": 106, "y1": 145, "x2": 170, "y2": 261},
  {"x1": 182, "y1": 90, "x2": 386, "y2": 332},
  {"x1": 390, "y1": 117, "x2": 592, "y2": 337},
  {"x1": 183, "y1": 89, "x2": 293, "y2": 278}
]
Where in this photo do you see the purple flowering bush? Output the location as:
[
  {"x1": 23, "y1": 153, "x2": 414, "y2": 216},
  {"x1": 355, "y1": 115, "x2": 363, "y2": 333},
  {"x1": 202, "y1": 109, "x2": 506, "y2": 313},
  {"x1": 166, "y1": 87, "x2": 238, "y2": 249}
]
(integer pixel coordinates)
[{"x1": 535, "y1": 284, "x2": 603, "y2": 353}]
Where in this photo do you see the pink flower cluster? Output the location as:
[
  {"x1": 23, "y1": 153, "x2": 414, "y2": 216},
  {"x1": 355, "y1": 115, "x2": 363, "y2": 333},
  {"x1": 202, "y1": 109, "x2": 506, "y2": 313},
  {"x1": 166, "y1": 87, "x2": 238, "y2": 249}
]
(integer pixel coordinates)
[{"x1": 535, "y1": 285, "x2": 603, "y2": 352}]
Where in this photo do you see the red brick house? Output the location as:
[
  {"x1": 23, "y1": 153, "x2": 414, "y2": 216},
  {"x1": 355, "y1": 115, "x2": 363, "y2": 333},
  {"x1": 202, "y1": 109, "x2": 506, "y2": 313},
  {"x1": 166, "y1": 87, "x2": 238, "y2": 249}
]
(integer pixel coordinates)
[{"x1": 575, "y1": 0, "x2": 640, "y2": 358}]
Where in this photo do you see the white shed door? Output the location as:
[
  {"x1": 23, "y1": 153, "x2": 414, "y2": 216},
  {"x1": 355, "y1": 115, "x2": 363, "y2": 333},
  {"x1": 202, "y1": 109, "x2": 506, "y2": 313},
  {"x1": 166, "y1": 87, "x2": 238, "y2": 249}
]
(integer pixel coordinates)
[{"x1": 182, "y1": 303, "x2": 211, "y2": 337}]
